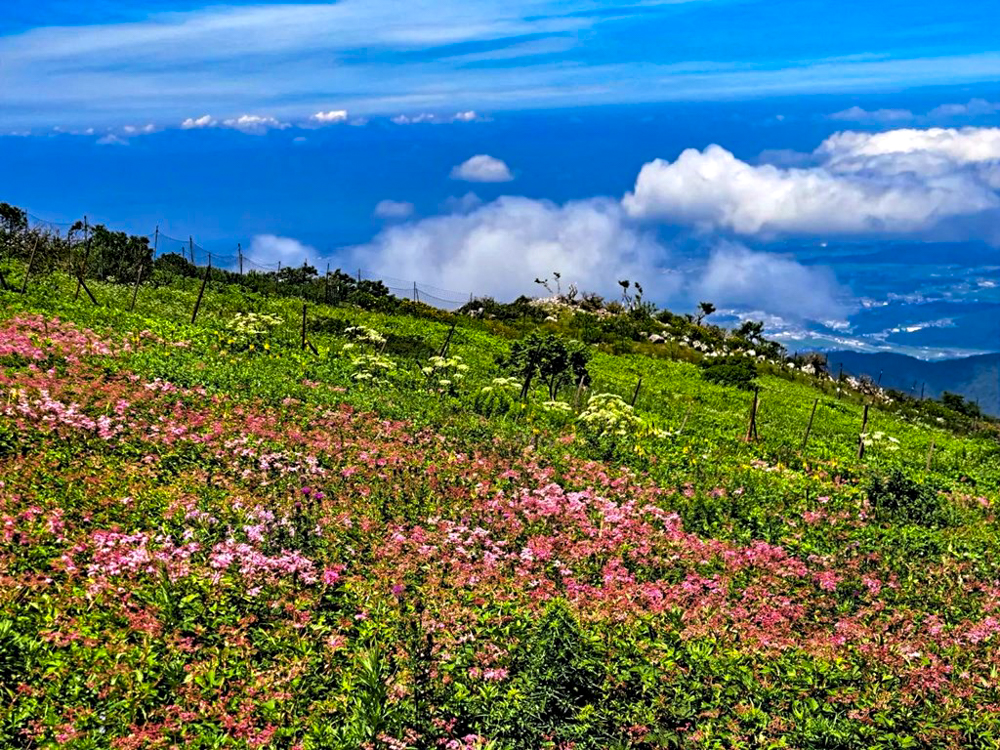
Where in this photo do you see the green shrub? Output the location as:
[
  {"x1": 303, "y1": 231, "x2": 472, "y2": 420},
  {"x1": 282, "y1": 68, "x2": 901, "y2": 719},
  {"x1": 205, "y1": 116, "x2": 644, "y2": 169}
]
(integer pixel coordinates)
[
  {"x1": 473, "y1": 377, "x2": 522, "y2": 418},
  {"x1": 700, "y1": 356, "x2": 758, "y2": 390},
  {"x1": 867, "y1": 468, "x2": 948, "y2": 527}
]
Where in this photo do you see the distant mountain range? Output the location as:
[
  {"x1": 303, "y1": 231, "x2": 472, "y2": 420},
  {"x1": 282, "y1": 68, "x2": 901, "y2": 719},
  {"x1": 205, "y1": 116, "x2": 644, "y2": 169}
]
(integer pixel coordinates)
[{"x1": 827, "y1": 350, "x2": 1000, "y2": 416}]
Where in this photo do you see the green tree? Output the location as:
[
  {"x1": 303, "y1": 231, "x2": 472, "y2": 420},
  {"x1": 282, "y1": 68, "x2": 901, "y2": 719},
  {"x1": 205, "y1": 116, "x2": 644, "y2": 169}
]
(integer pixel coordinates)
[
  {"x1": 696, "y1": 301, "x2": 716, "y2": 325},
  {"x1": 505, "y1": 332, "x2": 591, "y2": 401}
]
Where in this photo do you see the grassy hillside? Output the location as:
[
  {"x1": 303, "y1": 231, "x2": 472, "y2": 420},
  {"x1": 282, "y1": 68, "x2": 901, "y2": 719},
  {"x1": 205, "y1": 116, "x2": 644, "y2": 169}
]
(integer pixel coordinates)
[{"x1": 4, "y1": 272, "x2": 1000, "y2": 749}]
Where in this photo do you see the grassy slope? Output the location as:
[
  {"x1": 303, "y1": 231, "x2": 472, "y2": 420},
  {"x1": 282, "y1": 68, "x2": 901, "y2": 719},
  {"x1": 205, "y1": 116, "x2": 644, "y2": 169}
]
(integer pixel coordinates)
[{"x1": 4, "y1": 273, "x2": 1000, "y2": 748}]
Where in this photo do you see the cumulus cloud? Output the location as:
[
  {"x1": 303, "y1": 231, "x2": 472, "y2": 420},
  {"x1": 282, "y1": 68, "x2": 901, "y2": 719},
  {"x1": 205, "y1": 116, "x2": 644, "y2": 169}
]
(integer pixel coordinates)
[
  {"x1": 817, "y1": 127, "x2": 1000, "y2": 164},
  {"x1": 697, "y1": 243, "x2": 848, "y2": 321},
  {"x1": 248, "y1": 235, "x2": 317, "y2": 267},
  {"x1": 829, "y1": 106, "x2": 913, "y2": 123},
  {"x1": 450, "y1": 154, "x2": 514, "y2": 183},
  {"x1": 181, "y1": 115, "x2": 216, "y2": 129},
  {"x1": 311, "y1": 109, "x2": 348, "y2": 124},
  {"x1": 350, "y1": 195, "x2": 849, "y2": 323},
  {"x1": 222, "y1": 115, "x2": 290, "y2": 134},
  {"x1": 623, "y1": 128, "x2": 1000, "y2": 235},
  {"x1": 374, "y1": 199, "x2": 415, "y2": 219},
  {"x1": 351, "y1": 196, "x2": 674, "y2": 301}
]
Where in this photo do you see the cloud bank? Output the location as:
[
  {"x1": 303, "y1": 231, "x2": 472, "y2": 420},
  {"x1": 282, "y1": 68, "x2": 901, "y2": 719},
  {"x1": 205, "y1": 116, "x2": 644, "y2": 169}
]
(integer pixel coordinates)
[
  {"x1": 352, "y1": 196, "x2": 669, "y2": 302},
  {"x1": 623, "y1": 127, "x2": 1000, "y2": 235},
  {"x1": 347, "y1": 197, "x2": 845, "y2": 320},
  {"x1": 342, "y1": 125, "x2": 1000, "y2": 321},
  {"x1": 697, "y1": 243, "x2": 847, "y2": 321}
]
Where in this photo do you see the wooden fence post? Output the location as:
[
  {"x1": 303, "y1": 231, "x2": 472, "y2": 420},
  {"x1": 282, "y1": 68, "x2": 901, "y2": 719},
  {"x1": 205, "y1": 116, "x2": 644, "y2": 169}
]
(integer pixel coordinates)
[
  {"x1": 77, "y1": 274, "x2": 98, "y2": 306},
  {"x1": 20, "y1": 234, "x2": 39, "y2": 294},
  {"x1": 438, "y1": 320, "x2": 457, "y2": 358},
  {"x1": 129, "y1": 260, "x2": 145, "y2": 312},
  {"x1": 857, "y1": 403, "x2": 870, "y2": 460},
  {"x1": 301, "y1": 303, "x2": 308, "y2": 350},
  {"x1": 630, "y1": 377, "x2": 643, "y2": 407},
  {"x1": 190, "y1": 258, "x2": 211, "y2": 324},
  {"x1": 801, "y1": 398, "x2": 819, "y2": 451},
  {"x1": 74, "y1": 216, "x2": 90, "y2": 301},
  {"x1": 744, "y1": 388, "x2": 760, "y2": 442}
]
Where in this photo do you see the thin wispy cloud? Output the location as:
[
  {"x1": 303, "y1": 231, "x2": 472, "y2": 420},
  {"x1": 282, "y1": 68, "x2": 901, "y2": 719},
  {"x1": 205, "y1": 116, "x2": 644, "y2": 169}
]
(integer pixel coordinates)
[
  {"x1": 4, "y1": 0, "x2": 1000, "y2": 130},
  {"x1": 828, "y1": 106, "x2": 914, "y2": 123},
  {"x1": 374, "y1": 200, "x2": 416, "y2": 220},
  {"x1": 929, "y1": 98, "x2": 1000, "y2": 118}
]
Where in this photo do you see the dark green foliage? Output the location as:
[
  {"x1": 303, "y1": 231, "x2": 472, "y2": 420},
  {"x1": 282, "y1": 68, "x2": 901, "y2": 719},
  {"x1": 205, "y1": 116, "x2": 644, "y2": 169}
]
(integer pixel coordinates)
[
  {"x1": 498, "y1": 600, "x2": 610, "y2": 748},
  {"x1": 504, "y1": 331, "x2": 591, "y2": 400},
  {"x1": 153, "y1": 252, "x2": 200, "y2": 281},
  {"x1": 0, "y1": 203, "x2": 28, "y2": 237},
  {"x1": 459, "y1": 295, "x2": 548, "y2": 323},
  {"x1": 79, "y1": 224, "x2": 153, "y2": 283},
  {"x1": 943, "y1": 391, "x2": 982, "y2": 418},
  {"x1": 701, "y1": 355, "x2": 758, "y2": 390},
  {"x1": 867, "y1": 468, "x2": 948, "y2": 527}
]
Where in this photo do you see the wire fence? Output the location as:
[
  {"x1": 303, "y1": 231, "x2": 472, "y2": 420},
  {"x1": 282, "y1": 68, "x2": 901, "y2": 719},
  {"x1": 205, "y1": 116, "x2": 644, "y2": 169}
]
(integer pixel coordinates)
[{"x1": 22, "y1": 212, "x2": 474, "y2": 310}]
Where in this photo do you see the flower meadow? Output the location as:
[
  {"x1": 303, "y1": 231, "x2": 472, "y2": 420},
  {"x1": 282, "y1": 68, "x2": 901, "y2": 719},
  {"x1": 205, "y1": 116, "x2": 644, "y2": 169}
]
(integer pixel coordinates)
[{"x1": 4, "y1": 281, "x2": 1000, "y2": 749}]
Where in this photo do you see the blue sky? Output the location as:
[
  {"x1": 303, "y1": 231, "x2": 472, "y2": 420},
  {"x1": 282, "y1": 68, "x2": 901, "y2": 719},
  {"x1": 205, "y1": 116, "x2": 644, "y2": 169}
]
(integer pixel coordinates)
[
  {"x1": 3, "y1": 0, "x2": 1000, "y2": 354},
  {"x1": 4, "y1": 0, "x2": 1000, "y2": 127}
]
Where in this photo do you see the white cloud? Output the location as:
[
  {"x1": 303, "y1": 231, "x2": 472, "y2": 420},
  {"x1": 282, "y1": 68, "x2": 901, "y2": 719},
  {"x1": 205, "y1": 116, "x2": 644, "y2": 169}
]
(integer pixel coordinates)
[
  {"x1": 392, "y1": 111, "x2": 483, "y2": 124},
  {"x1": 929, "y1": 98, "x2": 1000, "y2": 118},
  {"x1": 96, "y1": 133, "x2": 128, "y2": 146},
  {"x1": 5, "y1": 0, "x2": 1000, "y2": 132},
  {"x1": 181, "y1": 115, "x2": 216, "y2": 129},
  {"x1": 817, "y1": 127, "x2": 1000, "y2": 164},
  {"x1": 352, "y1": 196, "x2": 674, "y2": 301},
  {"x1": 374, "y1": 199, "x2": 415, "y2": 219},
  {"x1": 350, "y1": 196, "x2": 848, "y2": 322},
  {"x1": 222, "y1": 115, "x2": 290, "y2": 134},
  {"x1": 311, "y1": 109, "x2": 348, "y2": 124},
  {"x1": 450, "y1": 154, "x2": 513, "y2": 182},
  {"x1": 248, "y1": 235, "x2": 317, "y2": 267},
  {"x1": 828, "y1": 106, "x2": 913, "y2": 123},
  {"x1": 122, "y1": 123, "x2": 156, "y2": 135},
  {"x1": 623, "y1": 128, "x2": 1000, "y2": 235},
  {"x1": 697, "y1": 242, "x2": 847, "y2": 321}
]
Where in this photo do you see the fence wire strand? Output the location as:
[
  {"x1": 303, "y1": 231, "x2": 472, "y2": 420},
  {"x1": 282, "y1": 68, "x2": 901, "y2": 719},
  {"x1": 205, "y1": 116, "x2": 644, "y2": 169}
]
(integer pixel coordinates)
[{"x1": 19, "y1": 212, "x2": 476, "y2": 310}]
